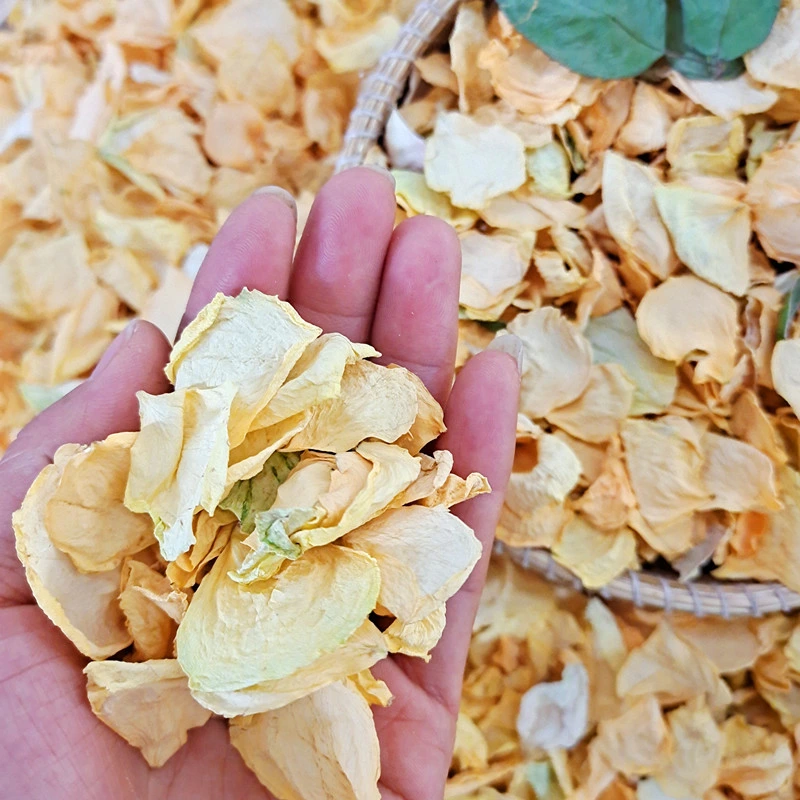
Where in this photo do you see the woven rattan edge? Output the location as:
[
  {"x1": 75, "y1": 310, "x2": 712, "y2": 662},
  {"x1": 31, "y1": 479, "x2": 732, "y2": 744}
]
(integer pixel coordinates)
[
  {"x1": 335, "y1": 0, "x2": 461, "y2": 173},
  {"x1": 499, "y1": 544, "x2": 800, "y2": 618}
]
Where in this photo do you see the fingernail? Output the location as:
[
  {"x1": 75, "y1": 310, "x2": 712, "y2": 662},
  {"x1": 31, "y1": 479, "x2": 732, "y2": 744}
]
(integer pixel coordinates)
[
  {"x1": 359, "y1": 163, "x2": 396, "y2": 189},
  {"x1": 92, "y1": 320, "x2": 141, "y2": 378},
  {"x1": 488, "y1": 333, "x2": 524, "y2": 374},
  {"x1": 253, "y1": 186, "x2": 297, "y2": 220}
]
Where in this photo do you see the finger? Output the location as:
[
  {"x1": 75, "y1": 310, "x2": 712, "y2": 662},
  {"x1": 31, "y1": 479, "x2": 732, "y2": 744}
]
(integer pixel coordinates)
[
  {"x1": 0, "y1": 321, "x2": 171, "y2": 608},
  {"x1": 394, "y1": 349, "x2": 520, "y2": 712},
  {"x1": 181, "y1": 188, "x2": 298, "y2": 331},
  {"x1": 289, "y1": 166, "x2": 396, "y2": 342},
  {"x1": 370, "y1": 215, "x2": 461, "y2": 407}
]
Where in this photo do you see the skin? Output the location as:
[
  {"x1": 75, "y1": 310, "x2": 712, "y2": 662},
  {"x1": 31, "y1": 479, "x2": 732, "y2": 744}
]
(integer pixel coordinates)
[{"x1": 0, "y1": 168, "x2": 519, "y2": 800}]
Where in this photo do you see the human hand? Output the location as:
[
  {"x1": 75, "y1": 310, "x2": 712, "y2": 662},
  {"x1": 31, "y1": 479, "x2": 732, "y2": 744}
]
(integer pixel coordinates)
[{"x1": 0, "y1": 167, "x2": 519, "y2": 800}]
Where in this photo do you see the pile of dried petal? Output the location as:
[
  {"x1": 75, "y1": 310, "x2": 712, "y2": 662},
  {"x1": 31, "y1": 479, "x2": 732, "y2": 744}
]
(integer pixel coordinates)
[
  {"x1": 0, "y1": 0, "x2": 414, "y2": 453},
  {"x1": 381, "y1": 0, "x2": 800, "y2": 590},
  {"x1": 13, "y1": 289, "x2": 489, "y2": 799},
  {"x1": 447, "y1": 553, "x2": 798, "y2": 799}
]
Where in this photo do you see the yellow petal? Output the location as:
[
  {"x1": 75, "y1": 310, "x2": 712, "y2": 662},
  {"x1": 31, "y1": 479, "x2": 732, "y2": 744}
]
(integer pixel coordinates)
[
  {"x1": 449, "y1": 1, "x2": 494, "y2": 114},
  {"x1": 284, "y1": 361, "x2": 428, "y2": 453},
  {"x1": 126, "y1": 384, "x2": 236, "y2": 561},
  {"x1": 344, "y1": 504, "x2": 481, "y2": 624},
  {"x1": 718, "y1": 716, "x2": 793, "y2": 797},
  {"x1": 384, "y1": 604, "x2": 446, "y2": 660},
  {"x1": 229, "y1": 679, "x2": 380, "y2": 800},
  {"x1": 424, "y1": 112, "x2": 527, "y2": 210},
  {"x1": 42, "y1": 432, "x2": 153, "y2": 572},
  {"x1": 166, "y1": 290, "x2": 321, "y2": 447},
  {"x1": 85, "y1": 659, "x2": 211, "y2": 768},
  {"x1": 507, "y1": 308, "x2": 592, "y2": 419},
  {"x1": 602, "y1": 152, "x2": 678, "y2": 280},
  {"x1": 552, "y1": 517, "x2": 638, "y2": 589},
  {"x1": 392, "y1": 170, "x2": 478, "y2": 232},
  {"x1": 190, "y1": 620, "x2": 388, "y2": 716},
  {"x1": 459, "y1": 229, "x2": 534, "y2": 321},
  {"x1": 593, "y1": 696, "x2": 672, "y2": 776},
  {"x1": 700, "y1": 432, "x2": 781, "y2": 513},
  {"x1": 621, "y1": 417, "x2": 710, "y2": 527},
  {"x1": 666, "y1": 115, "x2": 746, "y2": 179},
  {"x1": 746, "y1": 141, "x2": 800, "y2": 264},
  {"x1": 744, "y1": 2, "x2": 800, "y2": 89},
  {"x1": 120, "y1": 559, "x2": 188, "y2": 661},
  {"x1": 636, "y1": 275, "x2": 738, "y2": 383},
  {"x1": 166, "y1": 510, "x2": 236, "y2": 588},
  {"x1": 714, "y1": 466, "x2": 800, "y2": 591},
  {"x1": 653, "y1": 697, "x2": 722, "y2": 798},
  {"x1": 772, "y1": 337, "x2": 800, "y2": 417},
  {"x1": 176, "y1": 540, "x2": 380, "y2": 692},
  {"x1": 617, "y1": 621, "x2": 732, "y2": 714},
  {"x1": 585, "y1": 307, "x2": 678, "y2": 415},
  {"x1": 0, "y1": 230, "x2": 95, "y2": 322},
  {"x1": 13, "y1": 452, "x2": 131, "y2": 659},
  {"x1": 653, "y1": 184, "x2": 750, "y2": 296},
  {"x1": 547, "y1": 364, "x2": 634, "y2": 444}
]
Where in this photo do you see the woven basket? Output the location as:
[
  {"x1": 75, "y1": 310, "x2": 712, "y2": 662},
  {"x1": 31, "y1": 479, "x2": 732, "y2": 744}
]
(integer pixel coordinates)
[{"x1": 335, "y1": 0, "x2": 800, "y2": 618}]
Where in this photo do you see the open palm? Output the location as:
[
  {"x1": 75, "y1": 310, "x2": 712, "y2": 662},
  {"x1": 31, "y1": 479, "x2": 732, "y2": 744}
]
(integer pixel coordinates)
[{"x1": 0, "y1": 168, "x2": 519, "y2": 800}]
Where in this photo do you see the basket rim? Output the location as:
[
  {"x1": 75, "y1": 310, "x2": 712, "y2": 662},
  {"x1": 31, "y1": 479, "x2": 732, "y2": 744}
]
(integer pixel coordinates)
[{"x1": 336, "y1": 0, "x2": 800, "y2": 618}]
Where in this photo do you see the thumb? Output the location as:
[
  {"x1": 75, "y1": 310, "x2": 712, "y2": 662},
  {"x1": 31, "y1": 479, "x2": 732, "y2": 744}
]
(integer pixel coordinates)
[{"x1": 0, "y1": 320, "x2": 171, "y2": 607}]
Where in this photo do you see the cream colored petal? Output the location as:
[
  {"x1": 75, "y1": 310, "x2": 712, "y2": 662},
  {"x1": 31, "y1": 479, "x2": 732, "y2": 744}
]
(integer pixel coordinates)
[
  {"x1": 452, "y1": 712, "x2": 489, "y2": 772},
  {"x1": 424, "y1": 112, "x2": 527, "y2": 210},
  {"x1": 85, "y1": 660, "x2": 211, "y2": 768},
  {"x1": 616, "y1": 83, "x2": 672, "y2": 156},
  {"x1": 772, "y1": 338, "x2": 800, "y2": 417},
  {"x1": 516, "y1": 661, "x2": 589, "y2": 751},
  {"x1": 284, "y1": 361, "x2": 423, "y2": 453},
  {"x1": 392, "y1": 368, "x2": 447, "y2": 455},
  {"x1": 120, "y1": 559, "x2": 188, "y2": 661},
  {"x1": 585, "y1": 307, "x2": 678, "y2": 416},
  {"x1": 714, "y1": 467, "x2": 800, "y2": 591},
  {"x1": 547, "y1": 364, "x2": 634, "y2": 444},
  {"x1": 393, "y1": 170, "x2": 478, "y2": 232},
  {"x1": 653, "y1": 698, "x2": 722, "y2": 798},
  {"x1": 635, "y1": 275, "x2": 738, "y2": 383},
  {"x1": 745, "y1": 142, "x2": 800, "y2": 264},
  {"x1": 449, "y1": 0, "x2": 493, "y2": 113},
  {"x1": 416, "y1": 471, "x2": 490, "y2": 509},
  {"x1": 190, "y1": 620, "x2": 387, "y2": 716},
  {"x1": 507, "y1": 308, "x2": 592, "y2": 419},
  {"x1": 669, "y1": 71, "x2": 777, "y2": 120},
  {"x1": 552, "y1": 517, "x2": 638, "y2": 589},
  {"x1": 617, "y1": 621, "x2": 732, "y2": 715},
  {"x1": 574, "y1": 450, "x2": 637, "y2": 532},
  {"x1": 654, "y1": 184, "x2": 750, "y2": 296},
  {"x1": 166, "y1": 511, "x2": 236, "y2": 588},
  {"x1": 176, "y1": 540, "x2": 380, "y2": 692},
  {"x1": 621, "y1": 417, "x2": 710, "y2": 527},
  {"x1": 44, "y1": 432, "x2": 153, "y2": 572},
  {"x1": 348, "y1": 669, "x2": 393, "y2": 708},
  {"x1": 700, "y1": 432, "x2": 781, "y2": 513},
  {"x1": 666, "y1": 116, "x2": 746, "y2": 180},
  {"x1": 744, "y1": 2, "x2": 800, "y2": 89},
  {"x1": 126, "y1": 384, "x2": 235, "y2": 561},
  {"x1": 384, "y1": 604, "x2": 446, "y2": 660},
  {"x1": 343, "y1": 504, "x2": 481, "y2": 624},
  {"x1": 13, "y1": 454, "x2": 131, "y2": 659},
  {"x1": 717, "y1": 716, "x2": 793, "y2": 797},
  {"x1": 602, "y1": 152, "x2": 678, "y2": 280},
  {"x1": 166, "y1": 290, "x2": 321, "y2": 446},
  {"x1": 229, "y1": 680, "x2": 380, "y2": 800},
  {"x1": 459, "y1": 229, "x2": 534, "y2": 320},
  {"x1": 252, "y1": 333, "x2": 378, "y2": 430},
  {"x1": 594, "y1": 696, "x2": 671, "y2": 776}
]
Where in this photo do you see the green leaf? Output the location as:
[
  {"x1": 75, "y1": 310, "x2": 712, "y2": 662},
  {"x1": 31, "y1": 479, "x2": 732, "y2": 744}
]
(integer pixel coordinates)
[
  {"x1": 665, "y1": 0, "x2": 746, "y2": 80},
  {"x1": 681, "y1": 0, "x2": 780, "y2": 61},
  {"x1": 666, "y1": 51, "x2": 746, "y2": 79},
  {"x1": 219, "y1": 451, "x2": 300, "y2": 534},
  {"x1": 478, "y1": 319, "x2": 508, "y2": 332},
  {"x1": 777, "y1": 276, "x2": 800, "y2": 342},
  {"x1": 496, "y1": 0, "x2": 666, "y2": 79}
]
